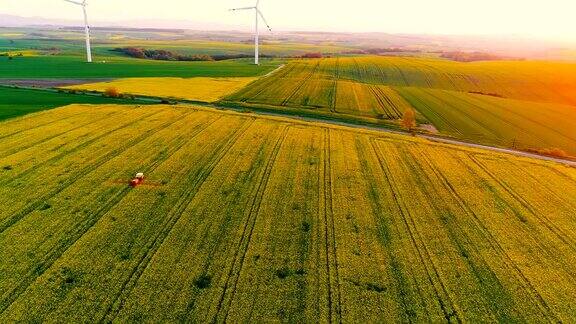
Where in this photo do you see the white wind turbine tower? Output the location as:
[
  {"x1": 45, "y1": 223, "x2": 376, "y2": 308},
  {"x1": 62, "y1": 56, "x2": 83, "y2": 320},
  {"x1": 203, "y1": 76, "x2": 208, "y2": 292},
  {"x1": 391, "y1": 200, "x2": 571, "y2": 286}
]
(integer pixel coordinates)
[
  {"x1": 230, "y1": 0, "x2": 272, "y2": 65},
  {"x1": 64, "y1": 0, "x2": 93, "y2": 63}
]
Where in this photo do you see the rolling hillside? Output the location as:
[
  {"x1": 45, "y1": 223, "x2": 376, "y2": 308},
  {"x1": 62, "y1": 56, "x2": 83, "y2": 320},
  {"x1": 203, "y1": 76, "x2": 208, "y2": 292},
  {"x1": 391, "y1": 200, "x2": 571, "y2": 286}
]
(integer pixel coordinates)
[{"x1": 226, "y1": 56, "x2": 576, "y2": 155}]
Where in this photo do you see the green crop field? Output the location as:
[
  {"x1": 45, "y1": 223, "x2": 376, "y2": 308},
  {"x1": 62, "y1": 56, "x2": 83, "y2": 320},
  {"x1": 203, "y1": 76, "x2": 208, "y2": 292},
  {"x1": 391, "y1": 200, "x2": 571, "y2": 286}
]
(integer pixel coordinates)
[
  {"x1": 1, "y1": 104, "x2": 575, "y2": 322},
  {"x1": 226, "y1": 56, "x2": 576, "y2": 155},
  {"x1": 397, "y1": 87, "x2": 576, "y2": 155},
  {"x1": 0, "y1": 86, "x2": 145, "y2": 121},
  {"x1": 0, "y1": 55, "x2": 282, "y2": 79}
]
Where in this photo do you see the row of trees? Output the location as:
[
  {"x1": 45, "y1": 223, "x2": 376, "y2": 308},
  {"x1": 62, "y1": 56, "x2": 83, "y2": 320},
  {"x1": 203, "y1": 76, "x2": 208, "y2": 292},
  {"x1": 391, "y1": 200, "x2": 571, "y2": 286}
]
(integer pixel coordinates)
[
  {"x1": 112, "y1": 48, "x2": 214, "y2": 61},
  {"x1": 113, "y1": 47, "x2": 327, "y2": 61},
  {"x1": 440, "y1": 51, "x2": 509, "y2": 62}
]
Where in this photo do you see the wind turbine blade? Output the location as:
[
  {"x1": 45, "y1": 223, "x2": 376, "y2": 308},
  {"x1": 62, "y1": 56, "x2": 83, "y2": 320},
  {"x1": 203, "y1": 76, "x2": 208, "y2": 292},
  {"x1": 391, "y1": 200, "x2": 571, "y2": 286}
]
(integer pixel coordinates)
[
  {"x1": 230, "y1": 6, "x2": 256, "y2": 11},
  {"x1": 256, "y1": 0, "x2": 261, "y2": 8},
  {"x1": 64, "y1": 0, "x2": 84, "y2": 5},
  {"x1": 257, "y1": 9, "x2": 272, "y2": 31}
]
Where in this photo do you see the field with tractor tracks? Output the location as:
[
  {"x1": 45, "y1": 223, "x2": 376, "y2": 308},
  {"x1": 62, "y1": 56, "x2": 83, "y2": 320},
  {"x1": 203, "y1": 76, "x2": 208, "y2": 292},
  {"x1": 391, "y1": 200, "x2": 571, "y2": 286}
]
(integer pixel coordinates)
[
  {"x1": 226, "y1": 56, "x2": 576, "y2": 155},
  {"x1": 1, "y1": 104, "x2": 576, "y2": 322}
]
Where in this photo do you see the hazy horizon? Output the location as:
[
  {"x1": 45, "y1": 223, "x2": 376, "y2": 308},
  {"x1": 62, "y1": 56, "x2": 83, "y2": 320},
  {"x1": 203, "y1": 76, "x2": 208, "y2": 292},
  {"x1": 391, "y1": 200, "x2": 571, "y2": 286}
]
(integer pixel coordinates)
[{"x1": 2, "y1": 0, "x2": 576, "y2": 42}]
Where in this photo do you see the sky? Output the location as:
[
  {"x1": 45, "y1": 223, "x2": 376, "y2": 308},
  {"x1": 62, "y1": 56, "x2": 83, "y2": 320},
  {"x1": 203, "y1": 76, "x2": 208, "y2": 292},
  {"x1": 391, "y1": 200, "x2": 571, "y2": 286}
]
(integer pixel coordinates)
[{"x1": 2, "y1": 0, "x2": 576, "y2": 41}]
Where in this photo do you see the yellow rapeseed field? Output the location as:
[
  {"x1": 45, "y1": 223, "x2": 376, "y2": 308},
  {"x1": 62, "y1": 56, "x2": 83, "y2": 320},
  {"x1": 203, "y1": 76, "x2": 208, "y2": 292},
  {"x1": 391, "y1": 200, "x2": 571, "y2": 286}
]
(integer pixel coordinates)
[
  {"x1": 66, "y1": 77, "x2": 258, "y2": 102},
  {"x1": 1, "y1": 104, "x2": 575, "y2": 322}
]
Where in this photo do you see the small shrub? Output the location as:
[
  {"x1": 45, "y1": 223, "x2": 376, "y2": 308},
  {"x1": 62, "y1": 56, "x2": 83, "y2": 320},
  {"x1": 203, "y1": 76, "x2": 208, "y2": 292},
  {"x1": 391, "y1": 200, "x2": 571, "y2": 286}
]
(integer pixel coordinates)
[
  {"x1": 301, "y1": 221, "x2": 311, "y2": 232},
  {"x1": 194, "y1": 274, "x2": 212, "y2": 289},
  {"x1": 39, "y1": 202, "x2": 51, "y2": 211},
  {"x1": 276, "y1": 267, "x2": 291, "y2": 279},
  {"x1": 3, "y1": 165, "x2": 13, "y2": 171},
  {"x1": 294, "y1": 268, "x2": 306, "y2": 276},
  {"x1": 119, "y1": 251, "x2": 131, "y2": 261},
  {"x1": 58, "y1": 267, "x2": 82, "y2": 291},
  {"x1": 366, "y1": 283, "x2": 386, "y2": 293}
]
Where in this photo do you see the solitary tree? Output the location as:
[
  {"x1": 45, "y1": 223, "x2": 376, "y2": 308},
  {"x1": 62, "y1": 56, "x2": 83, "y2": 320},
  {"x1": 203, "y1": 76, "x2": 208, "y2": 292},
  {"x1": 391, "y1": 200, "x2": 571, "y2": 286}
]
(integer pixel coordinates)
[{"x1": 401, "y1": 108, "x2": 417, "y2": 132}]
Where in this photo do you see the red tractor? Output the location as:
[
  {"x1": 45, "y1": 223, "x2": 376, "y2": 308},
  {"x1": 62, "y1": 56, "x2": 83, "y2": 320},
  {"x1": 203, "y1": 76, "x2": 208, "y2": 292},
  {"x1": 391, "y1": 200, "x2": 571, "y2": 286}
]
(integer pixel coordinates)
[{"x1": 130, "y1": 173, "x2": 145, "y2": 187}]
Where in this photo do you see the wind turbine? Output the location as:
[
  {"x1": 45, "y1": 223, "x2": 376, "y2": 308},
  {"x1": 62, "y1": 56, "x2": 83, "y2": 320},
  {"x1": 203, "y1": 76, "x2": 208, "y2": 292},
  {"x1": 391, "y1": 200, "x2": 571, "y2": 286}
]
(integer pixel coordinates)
[
  {"x1": 230, "y1": 0, "x2": 272, "y2": 65},
  {"x1": 64, "y1": 0, "x2": 93, "y2": 63}
]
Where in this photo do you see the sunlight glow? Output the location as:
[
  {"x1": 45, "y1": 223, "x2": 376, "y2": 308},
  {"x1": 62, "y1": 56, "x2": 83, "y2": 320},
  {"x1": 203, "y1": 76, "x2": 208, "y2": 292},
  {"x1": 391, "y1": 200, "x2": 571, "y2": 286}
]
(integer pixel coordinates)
[{"x1": 2, "y1": 0, "x2": 576, "y2": 41}]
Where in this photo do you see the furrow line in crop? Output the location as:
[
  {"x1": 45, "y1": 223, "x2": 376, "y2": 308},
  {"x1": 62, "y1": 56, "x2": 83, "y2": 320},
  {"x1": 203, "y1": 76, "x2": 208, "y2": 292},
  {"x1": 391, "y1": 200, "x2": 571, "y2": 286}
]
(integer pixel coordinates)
[
  {"x1": 216, "y1": 125, "x2": 290, "y2": 323},
  {"x1": 281, "y1": 62, "x2": 320, "y2": 106},
  {"x1": 369, "y1": 138, "x2": 460, "y2": 323},
  {"x1": 102, "y1": 118, "x2": 255, "y2": 322},
  {"x1": 401, "y1": 58, "x2": 440, "y2": 89},
  {"x1": 324, "y1": 129, "x2": 342, "y2": 323},
  {"x1": 381, "y1": 88, "x2": 404, "y2": 118},
  {"x1": 375, "y1": 87, "x2": 398, "y2": 117},
  {"x1": 320, "y1": 128, "x2": 334, "y2": 323},
  {"x1": 330, "y1": 58, "x2": 339, "y2": 113},
  {"x1": 315, "y1": 134, "x2": 326, "y2": 321},
  {"x1": 390, "y1": 62, "x2": 410, "y2": 86},
  {"x1": 0, "y1": 111, "x2": 199, "y2": 314},
  {"x1": 368, "y1": 85, "x2": 394, "y2": 119},
  {"x1": 0, "y1": 111, "x2": 183, "y2": 235}
]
